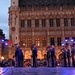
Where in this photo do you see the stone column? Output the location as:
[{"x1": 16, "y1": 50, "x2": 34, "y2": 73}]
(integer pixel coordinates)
[
  {"x1": 55, "y1": 37, "x2": 57, "y2": 46},
  {"x1": 39, "y1": 19, "x2": 42, "y2": 28},
  {"x1": 54, "y1": 19, "x2": 57, "y2": 46},
  {"x1": 25, "y1": 20, "x2": 27, "y2": 47},
  {"x1": 54, "y1": 19, "x2": 56, "y2": 28},
  {"x1": 68, "y1": 18, "x2": 71, "y2": 27},
  {"x1": 25, "y1": 20, "x2": 27, "y2": 28},
  {"x1": 32, "y1": 19, "x2": 35, "y2": 44},
  {"x1": 46, "y1": 19, "x2": 50, "y2": 46},
  {"x1": 60, "y1": 18, "x2": 65, "y2": 44},
  {"x1": 68, "y1": 18, "x2": 71, "y2": 48},
  {"x1": 39, "y1": 19, "x2": 42, "y2": 46}
]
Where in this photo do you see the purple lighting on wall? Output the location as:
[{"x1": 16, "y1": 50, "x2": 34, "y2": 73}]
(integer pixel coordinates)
[
  {"x1": 2, "y1": 40, "x2": 4, "y2": 42},
  {"x1": 71, "y1": 39, "x2": 74, "y2": 42},
  {"x1": 62, "y1": 43, "x2": 64, "y2": 46},
  {"x1": 65, "y1": 39, "x2": 68, "y2": 42},
  {"x1": 5, "y1": 43, "x2": 8, "y2": 46}
]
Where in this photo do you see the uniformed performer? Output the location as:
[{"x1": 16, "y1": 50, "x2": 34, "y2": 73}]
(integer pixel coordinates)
[
  {"x1": 65, "y1": 43, "x2": 71, "y2": 67},
  {"x1": 51, "y1": 45, "x2": 56, "y2": 67},
  {"x1": 71, "y1": 43, "x2": 75, "y2": 67},
  {"x1": 46, "y1": 46, "x2": 51, "y2": 67},
  {"x1": 61, "y1": 48, "x2": 67, "y2": 67}
]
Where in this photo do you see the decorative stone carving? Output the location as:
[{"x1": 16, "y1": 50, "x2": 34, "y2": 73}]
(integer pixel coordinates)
[
  {"x1": 11, "y1": 27, "x2": 15, "y2": 31},
  {"x1": 65, "y1": 31, "x2": 71, "y2": 36}
]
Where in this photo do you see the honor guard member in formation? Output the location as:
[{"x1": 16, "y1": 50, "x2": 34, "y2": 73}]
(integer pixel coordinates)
[
  {"x1": 61, "y1": 48, "x2": 67, "y2": 67},
  {"x1": 71, "y1": 43, "x2": 75, "y2": 67},
  {"x1": 65, "y1": 43, "x2": 71, "y2": 67},
  {"x1": 51, "y1": 45, "x2": 56, "y2": 67},
  {"x1": 15, "y1": 44, "x2": 24, "y2": 67},
  {"x1": 31, "y1": 44, "x2": 38, "y2": 67},
  {"x1": 61, "y1": 43, "x2": 71, "y2": 67},
  {"x1": 46, "y1": 46, "x2": 51, "y2": 67},
  {"x1": 46, "y1": 45, "x2": 56, "y2": 67}
]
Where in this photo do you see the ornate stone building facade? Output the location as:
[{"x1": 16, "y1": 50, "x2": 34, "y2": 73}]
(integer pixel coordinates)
[{"x1": 9, "y1": 0, "x2": 75, "y2": 59}]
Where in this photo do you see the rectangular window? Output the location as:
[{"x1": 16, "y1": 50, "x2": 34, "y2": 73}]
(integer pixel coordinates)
[
  {"x1": 49, "y1": 19, "x2": 53, "y2": 27},
  {"x1": 50, "y1": 38, "x2": 55, "y2": 45},
  {"x1": 20, "y1": 20, "x2": 25, "y2": 28},
  {"x1": 64, "y1": 18, "x2": 68, "y2": 27},
  {"x1": 27, "y1": 20, "x2": 31, "y2": 27},
  {"x1": 42, "y1": 19, "x2": 46, "y2": 27},
  {"x1": 42, "y1": 38, "x2": 47, "y2": 46},
  {"x1": 56, "y1": 18, "x2": 60, "y2": 27},
  {"x1": 71, "y1": 18, "x2": 75, "y2": 26},
  {"x1": 20, "y1": 38, "x2": 25, "y2": 47},
  {"x1": 35, "y1": 19, "x2": 39, "y2": 27},
  {"x1": 57, "y1": 37, "x2": 61, "y2": 46},
  {"x1": 35, "y1": 38, "x2": 40, "y2": 47},
  {"x1": 27, "y1": 38, "x2": 32, "y2": 47}
]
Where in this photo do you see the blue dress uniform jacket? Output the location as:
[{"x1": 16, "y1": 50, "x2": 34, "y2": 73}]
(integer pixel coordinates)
[{"x1": 15, "y1": 47, "x2": 24, "y2": 67}]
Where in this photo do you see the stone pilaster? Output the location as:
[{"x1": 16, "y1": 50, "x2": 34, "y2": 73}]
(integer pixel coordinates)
[
  {"x1": 54, "y1": 19, "x2": 56, "y2": 27},
  {"x1": 55, "y1": 37, "x2": 57, "y2": 46},
  {"x1": 25, "y1": 20, "x2": 27, "y2": 28},
  {"x1": 68, "y1": 18, "x2": 71, "y2": 27},
  {"x1": 32, "y1": 20, "x2": 35, "y2": 44},
  {"x1": 46, "y1": 19, "x2": 50, "y2": 46},
  {"x1": 39, "y1": 19, "x2": 42, "y2": 28},
  {"x1": 39, "y1": 19, "x2": 42, "y2": 46},
  {"x1": 60, "y1": 19, "x2": 65, "y2": 43}
]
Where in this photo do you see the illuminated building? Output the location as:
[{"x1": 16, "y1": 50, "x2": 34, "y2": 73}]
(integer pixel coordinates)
[{"x1": 9, "y1": 0, "x2": 75, "y2": 59}]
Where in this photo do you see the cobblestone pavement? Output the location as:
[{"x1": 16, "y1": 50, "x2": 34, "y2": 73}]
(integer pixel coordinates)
[{"x1": 0, "y1": 67, "x2": 75, "y2": 75}]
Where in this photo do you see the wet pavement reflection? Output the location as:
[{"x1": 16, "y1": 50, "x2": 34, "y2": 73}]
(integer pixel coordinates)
[{"x1": 0, "y1": 67, "x2": 75, "y2": 75}]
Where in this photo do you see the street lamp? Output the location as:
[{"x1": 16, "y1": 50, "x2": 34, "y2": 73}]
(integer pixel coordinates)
[{"x1": 1, "y1": 56, "x2": 4, "y2": 60}]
